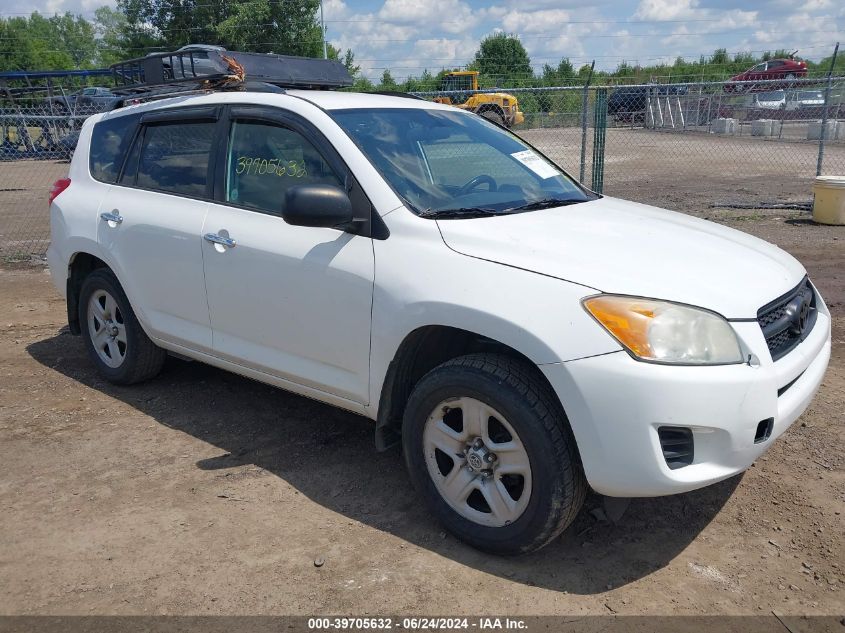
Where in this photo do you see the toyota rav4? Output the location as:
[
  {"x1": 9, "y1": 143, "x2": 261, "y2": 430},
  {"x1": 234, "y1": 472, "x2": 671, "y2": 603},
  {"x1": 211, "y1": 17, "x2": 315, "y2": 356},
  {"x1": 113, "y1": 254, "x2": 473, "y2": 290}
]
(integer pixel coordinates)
[{"x1": 47, "y1": 89, "x2": 831, "y2": 554}]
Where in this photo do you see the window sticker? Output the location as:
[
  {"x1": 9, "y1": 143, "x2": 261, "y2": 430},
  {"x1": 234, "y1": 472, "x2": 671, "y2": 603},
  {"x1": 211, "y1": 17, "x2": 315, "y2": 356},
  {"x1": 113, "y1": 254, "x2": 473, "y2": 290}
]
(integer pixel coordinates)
[{"x1": 510, "y1": 149, "x2": 559, "y2": 180}]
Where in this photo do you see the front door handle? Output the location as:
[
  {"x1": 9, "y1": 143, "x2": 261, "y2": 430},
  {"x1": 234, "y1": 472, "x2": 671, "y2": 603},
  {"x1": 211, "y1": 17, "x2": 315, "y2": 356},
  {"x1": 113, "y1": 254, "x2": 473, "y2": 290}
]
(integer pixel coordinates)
[
  {"x1": 203, "y1": 233, "x2": 237, "y2": 248},
  {"x1": 100, "y1": 211, "x2": 123, "y2": 224}
]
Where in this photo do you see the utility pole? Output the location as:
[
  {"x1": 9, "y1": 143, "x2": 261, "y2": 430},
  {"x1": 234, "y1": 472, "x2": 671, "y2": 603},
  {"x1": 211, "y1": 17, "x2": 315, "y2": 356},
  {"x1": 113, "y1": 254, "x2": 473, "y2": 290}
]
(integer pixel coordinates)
[{"x1": 320, "y1": 0, "x2": 328, "y2": 59}]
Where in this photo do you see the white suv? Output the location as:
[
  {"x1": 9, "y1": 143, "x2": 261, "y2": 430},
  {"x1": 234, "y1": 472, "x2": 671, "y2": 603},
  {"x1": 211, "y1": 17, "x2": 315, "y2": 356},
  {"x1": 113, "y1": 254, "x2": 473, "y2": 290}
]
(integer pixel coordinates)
[{"x1": 47, "y1": 89, "x2": 831, "y2": 554}]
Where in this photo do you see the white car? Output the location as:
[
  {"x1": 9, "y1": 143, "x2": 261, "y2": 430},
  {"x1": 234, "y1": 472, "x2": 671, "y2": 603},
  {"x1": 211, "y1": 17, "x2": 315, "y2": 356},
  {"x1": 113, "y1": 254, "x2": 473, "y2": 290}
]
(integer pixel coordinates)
[
  {"x1": 746, "y1": 90, "x2": 786, "y2": 110},
  {"x1": 47, "y1": 89, "x2": 831, "y2": 554}
]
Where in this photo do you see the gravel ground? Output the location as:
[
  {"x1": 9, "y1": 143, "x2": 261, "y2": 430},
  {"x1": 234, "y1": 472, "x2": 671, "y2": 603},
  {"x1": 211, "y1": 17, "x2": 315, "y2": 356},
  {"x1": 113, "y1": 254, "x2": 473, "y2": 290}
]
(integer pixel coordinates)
[{"x1": 0, "y1": 205, "x2": 842, "y2": 616}]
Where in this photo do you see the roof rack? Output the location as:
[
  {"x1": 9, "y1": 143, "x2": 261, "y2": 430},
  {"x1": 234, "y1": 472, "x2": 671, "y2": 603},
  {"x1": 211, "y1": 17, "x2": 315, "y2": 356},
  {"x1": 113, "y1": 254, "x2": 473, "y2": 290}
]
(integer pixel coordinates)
[{"x1": 110, "y1": 48, "x2": 352, "y2": 97}]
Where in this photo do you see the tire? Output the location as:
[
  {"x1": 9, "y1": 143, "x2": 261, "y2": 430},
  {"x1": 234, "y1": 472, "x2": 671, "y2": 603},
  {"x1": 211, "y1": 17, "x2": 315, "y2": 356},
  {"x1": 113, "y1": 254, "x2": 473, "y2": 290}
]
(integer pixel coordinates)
[
  {"x1": 402, "y1": 353, "x2": 586, "y2": 554},
  {"x1": 480, "y1": 109, "x2": 505, "y2": 126},
  {"x1": 78, "y1": 268, "x2": 166, "y2": 385}
]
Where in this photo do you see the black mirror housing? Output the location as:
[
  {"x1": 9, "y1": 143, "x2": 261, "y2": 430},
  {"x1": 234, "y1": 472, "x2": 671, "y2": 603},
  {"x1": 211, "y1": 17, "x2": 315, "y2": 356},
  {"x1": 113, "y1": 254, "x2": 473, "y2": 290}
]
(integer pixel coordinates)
[{"x1": 282, "y1": 185, "x2": 354, "y2": 228}]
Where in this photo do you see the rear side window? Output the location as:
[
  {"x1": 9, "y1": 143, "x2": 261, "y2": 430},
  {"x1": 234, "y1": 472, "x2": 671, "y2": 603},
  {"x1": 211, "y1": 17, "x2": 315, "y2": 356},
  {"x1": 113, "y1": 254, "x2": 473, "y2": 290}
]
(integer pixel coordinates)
[
  {"x1": 136, "y1": 121, "x2": 216, "y2": 198},
  {"x1": 89, "y1": 113, "x2": 140, "y2": 183}
]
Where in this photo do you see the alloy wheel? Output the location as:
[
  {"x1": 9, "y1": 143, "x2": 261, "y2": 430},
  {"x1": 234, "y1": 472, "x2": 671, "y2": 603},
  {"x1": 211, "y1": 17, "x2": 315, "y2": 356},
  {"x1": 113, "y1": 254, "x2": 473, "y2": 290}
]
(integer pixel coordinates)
[
  {"x1": 423, "y1": 397, "x2": 532, "y2": 527},
  {"x1": 86, "y1": 289, "x2": 127, "y2": 368}
]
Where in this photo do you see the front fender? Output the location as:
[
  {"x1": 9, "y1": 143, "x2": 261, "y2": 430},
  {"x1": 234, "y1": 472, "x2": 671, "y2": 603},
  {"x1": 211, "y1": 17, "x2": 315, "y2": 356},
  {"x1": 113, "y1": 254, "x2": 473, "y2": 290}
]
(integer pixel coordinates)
[{"x1": 367, "y1": 211, "x2": 622, "y2": 416}]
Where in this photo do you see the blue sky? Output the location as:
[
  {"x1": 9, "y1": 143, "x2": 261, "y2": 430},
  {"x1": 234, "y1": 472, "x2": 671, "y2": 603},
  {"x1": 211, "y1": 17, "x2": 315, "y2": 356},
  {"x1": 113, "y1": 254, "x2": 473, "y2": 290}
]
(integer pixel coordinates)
[{"x1": 4, "y1": 0, "x2": 845, "y2": 78}]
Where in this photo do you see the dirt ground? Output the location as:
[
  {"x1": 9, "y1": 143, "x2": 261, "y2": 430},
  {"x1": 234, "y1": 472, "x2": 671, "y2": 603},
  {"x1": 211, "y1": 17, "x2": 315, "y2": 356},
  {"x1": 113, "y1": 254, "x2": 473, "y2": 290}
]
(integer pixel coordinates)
[{"x1": 0, "y1": 204, "x2": 843, "y2": 616}]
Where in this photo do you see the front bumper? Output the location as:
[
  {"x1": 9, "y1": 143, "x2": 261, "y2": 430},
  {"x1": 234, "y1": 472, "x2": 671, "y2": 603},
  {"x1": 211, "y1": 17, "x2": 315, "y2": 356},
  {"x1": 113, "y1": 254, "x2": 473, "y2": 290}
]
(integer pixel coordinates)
[{"x1": 540, "y1": 301, "x2": 831, "y2": 498}]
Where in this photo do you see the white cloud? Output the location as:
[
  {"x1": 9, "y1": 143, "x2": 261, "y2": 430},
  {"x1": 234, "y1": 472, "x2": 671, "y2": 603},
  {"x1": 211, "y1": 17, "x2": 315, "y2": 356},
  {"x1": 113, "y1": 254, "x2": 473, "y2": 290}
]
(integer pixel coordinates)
[
  {"x1": 634, "y1": 0, "x2": 699, "y2": 21},
  {"x1": 499, "y1": 8, "x2": 572, "y2": 33},
  {"x1": 378, "y1": 0, "x2": 478, "y2": 34}
]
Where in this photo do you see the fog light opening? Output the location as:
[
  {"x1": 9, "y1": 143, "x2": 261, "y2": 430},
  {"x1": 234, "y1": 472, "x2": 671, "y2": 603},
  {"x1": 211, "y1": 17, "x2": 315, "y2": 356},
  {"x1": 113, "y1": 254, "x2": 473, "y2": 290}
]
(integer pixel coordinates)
[
  {"x1": 754, "y1": 418, "x2": 774, "y2": 444},
  {"x1": 657, "y1": 426, "x2": 694, "y2": 470}
]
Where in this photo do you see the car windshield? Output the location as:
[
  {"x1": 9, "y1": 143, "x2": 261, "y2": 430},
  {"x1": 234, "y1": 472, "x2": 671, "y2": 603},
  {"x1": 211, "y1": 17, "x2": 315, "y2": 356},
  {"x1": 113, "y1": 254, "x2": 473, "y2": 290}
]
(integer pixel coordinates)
[
  {"x1": 757, "y1": 91, "x2": 784, "y2": 101},
  {"x1": 798, "y1": 91, "x2": 823, "y2": 100},
  {"x1": 331, "y1": 108, "x2": 594, "y2": 217}
]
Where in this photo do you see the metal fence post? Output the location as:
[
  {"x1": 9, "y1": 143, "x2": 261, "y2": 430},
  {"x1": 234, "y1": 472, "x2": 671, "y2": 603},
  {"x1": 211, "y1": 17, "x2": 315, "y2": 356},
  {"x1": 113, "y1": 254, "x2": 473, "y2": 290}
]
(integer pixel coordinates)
[
  {"x1": 591, "y1": 87, "x2": 608, "y2": 193},
  {"x1": 579, "y1": 61, "x2": 595, "y2": 184},
  {"x1": 817, "y1": 42, "x2": 839, "y2": 177}
]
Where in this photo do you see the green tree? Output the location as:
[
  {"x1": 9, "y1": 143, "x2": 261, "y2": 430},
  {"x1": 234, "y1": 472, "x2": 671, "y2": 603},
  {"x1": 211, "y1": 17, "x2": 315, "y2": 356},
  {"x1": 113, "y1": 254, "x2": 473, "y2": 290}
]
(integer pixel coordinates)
[
  {"x1": 94, "y1": 7, "x2": 129, "y2": 66},
  {"x1": 711, "y1": 48, "x2": 730, "y2": 65},
  {"x1": 351, "y1": 76, "x2": 374, "y2": 91},
  {"x1": 577, "y1": 64, "x2": 594, "y2": 79},
  {"x1": 0, "y1": 13, "x2": 99, "y2": 72},
  {"x1": 377, "y1": 69, "x2": 398, "y2": 91},
  {"x1": 328, "y1": 44, "x2": 360, "y2": 78},
  {"x1": 115, "y1": 0, "x2": 325, "y2": 57},
  {"x1": 541, "y1": 58, "x2": 575, "y2": 85},
  {"x1": 472, "y1": 32, "x2": 532, "y2": 85}
]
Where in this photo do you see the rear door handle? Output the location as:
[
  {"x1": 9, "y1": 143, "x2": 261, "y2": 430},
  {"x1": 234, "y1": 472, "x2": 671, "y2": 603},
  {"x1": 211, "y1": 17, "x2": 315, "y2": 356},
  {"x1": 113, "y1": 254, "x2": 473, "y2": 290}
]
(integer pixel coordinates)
[
  {"x1": 100, "y1": 211, "x2": 123, "y2": 224},
  {"x1": 203, "y1": 233, "x2": 237, "y2": 248}
]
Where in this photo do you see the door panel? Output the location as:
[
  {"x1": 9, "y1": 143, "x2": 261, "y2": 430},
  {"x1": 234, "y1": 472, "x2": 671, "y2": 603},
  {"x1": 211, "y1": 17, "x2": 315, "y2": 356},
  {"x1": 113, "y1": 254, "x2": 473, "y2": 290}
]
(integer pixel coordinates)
[
  {"x1": 202, "y1": 205, "x2": 374, "y2": 401},
  {"x1": 97, "y1": 186, "x2": 212, "y2": 350},
  {"x1": 202, "y1": 115, "x2": 375, "y2": 403},
  {"x1": 96, "y1": 117, "x2": 218, "y2": 351}
]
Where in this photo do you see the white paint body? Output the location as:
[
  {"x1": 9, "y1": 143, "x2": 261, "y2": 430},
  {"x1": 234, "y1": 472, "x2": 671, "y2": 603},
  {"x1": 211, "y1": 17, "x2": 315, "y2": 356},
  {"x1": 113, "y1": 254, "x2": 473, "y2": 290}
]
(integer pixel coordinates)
[{"x1": 47, "y1": 91, "x2": 831, "y2": 497}]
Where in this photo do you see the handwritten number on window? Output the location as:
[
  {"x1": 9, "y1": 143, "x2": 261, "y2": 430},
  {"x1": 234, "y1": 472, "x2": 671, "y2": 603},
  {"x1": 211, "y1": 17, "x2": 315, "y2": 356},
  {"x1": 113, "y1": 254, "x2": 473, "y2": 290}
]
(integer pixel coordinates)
[{"x1": 235, "y1": 156, "x2": 307, "y2": 178}]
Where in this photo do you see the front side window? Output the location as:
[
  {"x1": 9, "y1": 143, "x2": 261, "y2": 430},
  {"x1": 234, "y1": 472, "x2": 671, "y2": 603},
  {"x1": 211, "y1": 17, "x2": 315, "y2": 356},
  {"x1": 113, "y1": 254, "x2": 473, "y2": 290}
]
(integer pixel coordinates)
[
  {"x1": 332, "y1": 108, "x2": 592, "y2": 217},
  {"x1": 136, "y1": 121, "x2": 215, "y2": 197},
  {"x1": 225, "y1": 120, "x2": 342, "y2": 214}
]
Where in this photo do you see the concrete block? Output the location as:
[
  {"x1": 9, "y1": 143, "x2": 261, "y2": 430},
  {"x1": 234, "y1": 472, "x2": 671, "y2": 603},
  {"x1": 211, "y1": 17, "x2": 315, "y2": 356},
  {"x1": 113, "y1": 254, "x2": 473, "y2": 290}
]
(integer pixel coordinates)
[
  {"x1": 807, "y1": 120, "x2": 838, "y2": 140},
  {"x1": 712, "y1": 117, "x2": 737, "y2": 134},
  {"x1": 751, "y1": 119, "x2": 774, "y2": 136}
]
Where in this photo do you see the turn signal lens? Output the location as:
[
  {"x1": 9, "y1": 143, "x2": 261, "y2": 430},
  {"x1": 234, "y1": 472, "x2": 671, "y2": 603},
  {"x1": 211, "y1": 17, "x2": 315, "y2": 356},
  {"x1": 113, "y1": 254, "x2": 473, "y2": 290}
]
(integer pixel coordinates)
[{"x1": 583, "y1": 295, "x2": 743, "y2": 365}]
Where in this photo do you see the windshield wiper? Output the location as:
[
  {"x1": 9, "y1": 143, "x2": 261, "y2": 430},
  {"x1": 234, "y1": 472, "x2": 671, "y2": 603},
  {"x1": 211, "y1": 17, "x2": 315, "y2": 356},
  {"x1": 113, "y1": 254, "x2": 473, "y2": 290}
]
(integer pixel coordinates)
[
  {"x1": 418, "y1": 207, "x2": 505, "y2": 219},
  {"x1": 419, "y1": 198, "x2": 586, "y2": 219},
  {"x1": 504, "y1": 197, "x2": 586, "y2": 212}
]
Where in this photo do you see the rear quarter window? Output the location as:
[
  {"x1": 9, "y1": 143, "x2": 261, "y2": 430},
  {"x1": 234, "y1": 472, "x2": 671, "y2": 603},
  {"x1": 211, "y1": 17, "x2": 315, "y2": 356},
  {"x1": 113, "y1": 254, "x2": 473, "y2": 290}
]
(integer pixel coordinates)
[{"x1": 89, "y1": 113, "x2": 140, "y2": 183}]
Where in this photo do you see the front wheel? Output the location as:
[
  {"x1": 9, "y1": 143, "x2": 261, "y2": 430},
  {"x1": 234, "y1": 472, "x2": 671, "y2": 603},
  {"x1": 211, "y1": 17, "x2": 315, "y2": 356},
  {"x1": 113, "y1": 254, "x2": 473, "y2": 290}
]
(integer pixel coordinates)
[
  {"x1": 79, "y1": 268, "x2": 166, "y2": 385},
  {"x1": 402, "y1": 353, "x2": 586, "y2": 554}
]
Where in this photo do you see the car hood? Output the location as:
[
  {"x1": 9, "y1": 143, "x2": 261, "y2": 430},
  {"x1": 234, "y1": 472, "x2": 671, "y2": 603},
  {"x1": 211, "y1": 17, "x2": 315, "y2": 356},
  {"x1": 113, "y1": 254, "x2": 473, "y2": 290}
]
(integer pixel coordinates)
[{"x1": 436, "y1": 196, "x2": 806, "y2": 318}]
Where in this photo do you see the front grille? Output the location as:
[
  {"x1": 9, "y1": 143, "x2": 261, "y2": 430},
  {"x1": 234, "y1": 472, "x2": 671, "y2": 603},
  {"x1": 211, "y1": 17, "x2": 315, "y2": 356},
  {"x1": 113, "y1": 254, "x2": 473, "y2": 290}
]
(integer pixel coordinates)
[
  {"x1": 658, "y1": 426, "x2": 694, "y2": 470},
  {"x1": 757, "y1": 277, "x2": 817, "y2": 362}
]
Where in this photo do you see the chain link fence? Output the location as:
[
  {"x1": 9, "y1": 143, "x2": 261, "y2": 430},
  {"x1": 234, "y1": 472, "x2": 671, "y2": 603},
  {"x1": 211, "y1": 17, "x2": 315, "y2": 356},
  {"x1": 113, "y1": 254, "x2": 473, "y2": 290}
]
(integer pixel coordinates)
[
  {"x1": 2, "y1": 78, "x2": 845, "y2": 261},
  {"x1": 0, "y1": 100, "x2": 98, "y2": 261}
]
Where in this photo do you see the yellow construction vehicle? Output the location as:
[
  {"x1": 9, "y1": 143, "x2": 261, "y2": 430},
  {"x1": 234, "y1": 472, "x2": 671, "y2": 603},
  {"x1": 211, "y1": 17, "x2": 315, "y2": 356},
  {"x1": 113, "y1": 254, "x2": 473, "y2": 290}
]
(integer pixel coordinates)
[{"x1": 433, "y1": 71, "x2": 524, "y2": 127}]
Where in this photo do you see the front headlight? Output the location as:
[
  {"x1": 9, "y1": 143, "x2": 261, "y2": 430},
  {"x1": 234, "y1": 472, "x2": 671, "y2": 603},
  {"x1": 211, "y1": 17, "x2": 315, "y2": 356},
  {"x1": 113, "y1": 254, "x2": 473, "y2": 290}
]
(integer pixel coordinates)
[{"x1": 582, "y1": 295, "x2": 743, "y2": 365}]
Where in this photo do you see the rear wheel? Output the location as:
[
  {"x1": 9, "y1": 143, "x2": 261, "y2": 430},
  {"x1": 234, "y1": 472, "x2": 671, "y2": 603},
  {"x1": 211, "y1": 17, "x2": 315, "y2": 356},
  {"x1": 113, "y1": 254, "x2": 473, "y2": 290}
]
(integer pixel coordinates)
[
  {"x1": 79, "y1": 269, "x2": 166, "y2": 385},
  {"x1": 402, "y1": 353, "x2": 586, "y2": 554},
  {"x1": 480, "y1": 109, "x2": 505, "y2": 126}
]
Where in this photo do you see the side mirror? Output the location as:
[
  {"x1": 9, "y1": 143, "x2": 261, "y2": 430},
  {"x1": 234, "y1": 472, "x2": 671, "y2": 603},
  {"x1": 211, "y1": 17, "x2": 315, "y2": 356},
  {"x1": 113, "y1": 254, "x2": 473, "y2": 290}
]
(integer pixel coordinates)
[{"x1": 282, "y1": 184, "x2": 354, "y2": 229}]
